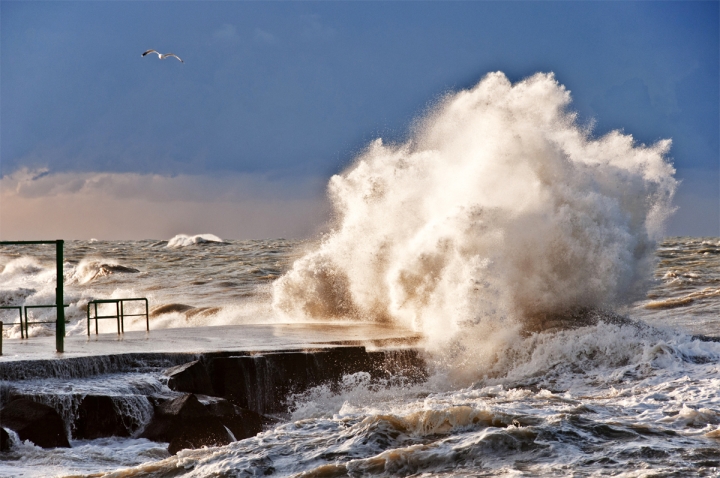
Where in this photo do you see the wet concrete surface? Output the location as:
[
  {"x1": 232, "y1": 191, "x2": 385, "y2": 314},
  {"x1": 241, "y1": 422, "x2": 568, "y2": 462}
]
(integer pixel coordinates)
[{"x1": 0, "y1": 323, "x2": 424, "y2": 362}]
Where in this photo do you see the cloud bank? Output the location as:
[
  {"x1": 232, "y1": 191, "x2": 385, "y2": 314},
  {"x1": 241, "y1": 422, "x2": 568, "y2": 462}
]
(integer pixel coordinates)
[{"x1": 0, "y1": 170, "x2": 329, "y2": 240}]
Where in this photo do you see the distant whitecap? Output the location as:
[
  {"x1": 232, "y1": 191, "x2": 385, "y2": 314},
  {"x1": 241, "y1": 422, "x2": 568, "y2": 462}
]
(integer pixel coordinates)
[{"x1": 166, "y1": 234, "x2": 224, "y2": 248}]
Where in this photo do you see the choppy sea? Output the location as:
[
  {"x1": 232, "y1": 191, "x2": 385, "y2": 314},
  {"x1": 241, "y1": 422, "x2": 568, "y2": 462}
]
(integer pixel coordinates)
[{"x1": 1, "y1": 235, "x2": 720, "y2": 477}]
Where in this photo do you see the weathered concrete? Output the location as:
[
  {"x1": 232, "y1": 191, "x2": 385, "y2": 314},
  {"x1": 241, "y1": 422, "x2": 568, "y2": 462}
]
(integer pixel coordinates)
[
  {"x1": 166, "y1": 360, "x2": 215, "y2": 396},
  {"x1": 0, "y1": 323, "x2": 423, "y2": 363},
  {"x1": 208, "y1": 347, "x2": 426, "y2": 414},
  {"x1": 0, "y1": 323, "x2": 427, "y2": 453}
]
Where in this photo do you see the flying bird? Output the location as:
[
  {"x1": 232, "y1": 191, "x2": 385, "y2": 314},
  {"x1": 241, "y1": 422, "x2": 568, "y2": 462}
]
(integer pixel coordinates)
[{"x1": 141, "y1": 49, "x2": 184, "y2": 63}]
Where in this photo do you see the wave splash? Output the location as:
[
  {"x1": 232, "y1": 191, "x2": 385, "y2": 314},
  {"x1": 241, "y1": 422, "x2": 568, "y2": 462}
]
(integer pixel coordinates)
[
  {"x1": 67, "y1": 259, "x2": 140, "y2": 285},
  {"x1": 272, "y1": 72, "x2": 676, "y2": 349},
  {"x1": 166, "y1": 234, "x2": 224, "y2": 248}
]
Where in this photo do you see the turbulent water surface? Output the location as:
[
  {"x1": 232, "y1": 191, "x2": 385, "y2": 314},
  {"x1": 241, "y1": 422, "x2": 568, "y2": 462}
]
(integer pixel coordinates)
[
  {"x1": 0, "y1": 236, "x2": 302, "y2": 338},
  {"x1": 2, "y1": 236, "x2": 720, "y2": 477},
  {"x1": 2, "y1": 73, "x2": 719, "y2": 477}
]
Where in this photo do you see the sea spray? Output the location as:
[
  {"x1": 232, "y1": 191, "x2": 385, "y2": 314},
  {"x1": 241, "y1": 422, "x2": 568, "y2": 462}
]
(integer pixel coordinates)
[{"x1": 272, "y1": 72, "x2": 677, "y2": 353}]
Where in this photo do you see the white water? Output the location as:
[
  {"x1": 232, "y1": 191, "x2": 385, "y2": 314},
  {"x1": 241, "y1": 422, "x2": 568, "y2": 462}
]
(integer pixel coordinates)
[
  {"x1": 273, "y1": 72, "x2": 676, "y2": 359},
  {"x1": 166, "y1": 234, "x2": 224, "y2": 248}
]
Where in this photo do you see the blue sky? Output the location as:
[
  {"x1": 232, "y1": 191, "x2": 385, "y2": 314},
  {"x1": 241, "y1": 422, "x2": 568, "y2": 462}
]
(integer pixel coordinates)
[{"x1": 1, "y1": 1, "x2": 718, "y2": 239}]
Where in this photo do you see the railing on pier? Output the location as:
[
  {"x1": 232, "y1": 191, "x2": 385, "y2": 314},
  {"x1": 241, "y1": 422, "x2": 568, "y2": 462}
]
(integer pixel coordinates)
[
  {"x1": 0, "y1": 240, "x2": 65, "y2": 352},
  {"x1": 24, "y1": 304, "x2": 70, "y2": 339},
  {"x1": 87, "y1": 298, "x2": 149, "y2": 336},
  {"x1": 0, "y1": 298, "x2": 148, "y2": 340},
  {"x1": 1, "y1": 305, "x2": 70, "y2": 339},
  {"x1": 0, "y1": 306, "x2": 24, "y2": 338},
  {"x1": 0, "y1": 240, "x2": 150, "y2": 353}
]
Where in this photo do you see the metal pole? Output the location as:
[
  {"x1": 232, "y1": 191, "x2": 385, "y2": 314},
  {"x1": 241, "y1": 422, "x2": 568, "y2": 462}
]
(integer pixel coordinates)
[
  {"x1": 0, "y1": 321, "x2": 3, "y2": 356},
  {"x1": 56, "y1": 240, "x2": 65, "y2": 353}
]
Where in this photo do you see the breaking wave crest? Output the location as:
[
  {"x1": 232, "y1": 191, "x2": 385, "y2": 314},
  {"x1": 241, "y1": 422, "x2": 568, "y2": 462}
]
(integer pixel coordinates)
[
  {"x1": 272, "y1": 72, "x2": 677, "y2": 351},
  {"x1": 166, "y1": 234, "x2": 224, "y2": 248},
  {"x1": 67, "y1": 259, "x2": 140, "y2": 285}
]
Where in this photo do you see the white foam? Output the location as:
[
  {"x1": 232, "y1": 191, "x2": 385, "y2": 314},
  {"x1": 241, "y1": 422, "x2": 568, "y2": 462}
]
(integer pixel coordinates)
[
  {"x1": 272, "y1": 72, "x2": 677, "y2": 354},
  {"x1": 166, "y1": 234, "x2": 224, "y2": 248},
  {"x1": 66, "y1": 258, "x2": 137, "y2": 285},
  {"x1": 0, "y1": 436, "x2": 168, "y2": 477}
]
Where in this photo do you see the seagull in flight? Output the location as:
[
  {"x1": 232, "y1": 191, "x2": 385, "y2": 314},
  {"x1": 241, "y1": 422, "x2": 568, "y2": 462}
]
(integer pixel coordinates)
[{"x1": 142, "y1": 49, "x2": 184, "y2": 63}]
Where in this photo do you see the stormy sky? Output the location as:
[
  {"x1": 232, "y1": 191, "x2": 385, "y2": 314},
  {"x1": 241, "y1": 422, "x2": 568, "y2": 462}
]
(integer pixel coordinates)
[{"x1": 1, "y1": 1, "x2": 717, "y2": 239}]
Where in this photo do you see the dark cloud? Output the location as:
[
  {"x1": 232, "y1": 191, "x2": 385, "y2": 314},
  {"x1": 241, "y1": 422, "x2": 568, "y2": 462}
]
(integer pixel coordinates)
[{"x1": 0, "y1": 2, "x2": 717, "y2": 237}]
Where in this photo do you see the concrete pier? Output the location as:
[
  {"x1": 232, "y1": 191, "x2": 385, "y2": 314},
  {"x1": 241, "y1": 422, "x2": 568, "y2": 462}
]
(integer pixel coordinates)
[
  {"x1": 0, "y1": 324, "x2": 427, "y2": 453},
  {"x1": 0, "y1": 322, "x2": 423, "y2": 362}
]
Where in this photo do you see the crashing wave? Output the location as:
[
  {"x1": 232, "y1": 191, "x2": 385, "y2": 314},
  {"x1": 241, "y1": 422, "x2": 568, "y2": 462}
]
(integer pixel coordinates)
[
  {"x1": 166, "y1": 234, "x2": 224, "y2": 248},
  {"x1": 67, "y1": 259, "x2": 139, "y2": 285},
  {"x1": 273, "y1": 72, "x2": 676, "y2": 353},
  {"x1": 0, "y1": 257, "x2": 45, "y2": 276}
]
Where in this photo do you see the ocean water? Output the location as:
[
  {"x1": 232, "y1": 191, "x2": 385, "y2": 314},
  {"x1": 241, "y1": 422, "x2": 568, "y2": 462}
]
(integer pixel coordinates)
[
  {"x1": 2, "y1": 72, "x2": 719, "y2": 476},
  {"x1": 1, "y1": 236, "x2": 719, "y2": 477},
  {"x1": 0, "y1": 235, "x2": 303, "y2": 338}
]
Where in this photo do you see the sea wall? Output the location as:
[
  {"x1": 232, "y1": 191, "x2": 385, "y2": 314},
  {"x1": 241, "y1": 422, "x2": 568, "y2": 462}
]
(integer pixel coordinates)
[
  {"x1": 0, "y1": 346, "x2": 426, "y2": 453},
  {"x1": 0, "y1": 352, "x2": 201, "y2": 381},
  {"x1": 204, "y1": 347, "x2": 427, "y2": 414}
]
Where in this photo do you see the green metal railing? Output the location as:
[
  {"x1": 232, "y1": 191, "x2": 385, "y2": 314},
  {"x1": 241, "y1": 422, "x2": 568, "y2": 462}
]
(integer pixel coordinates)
[
  {"x1": 0, "y1": 306, "x2": 24, "y2": 338},
  {"x1": 0, "y1": 240, "x2": 64, "y2": 352},
  {"x1": 1, "y1": 305, "x2": 70, "y2": 339},
  {"x1": 24, "y1": 304, "x2": 70, "y2": 338},
  {"x1": 87, "y1": 298, "x2": 149, "y2": 336}
]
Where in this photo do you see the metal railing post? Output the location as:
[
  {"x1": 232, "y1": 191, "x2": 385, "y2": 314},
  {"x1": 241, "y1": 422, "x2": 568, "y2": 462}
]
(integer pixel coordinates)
[
  {"x1": 24, "y1": 307, "x2": 29, "y2": 338},
  {"x1": 86, "y1": 298, "x2": 149, "y2": 335},
  {"x1": 0, "y1": 307, "x2": 23, "y2": 339},
  {"x1": 1, "y1": 321, "x2": 3, "y2": 355},
  {"x1": 144, "y1": 298, "x2": 149, "y2": 331},
  {"x1": 115, "y1": 301, "x2": 121, "y2": 335},
  {"x1": 23, "y1": 305, "x2": 69, "y2": 336},
  {"x1": 120, "y1": 300, "x2": 125, "y2": 333},
  {"x1": 56, "y1": 239, "x2": 65, "y2": 353},
  {"x1": 0, "y1": 240, "x2": 67, "y2": 352}
]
